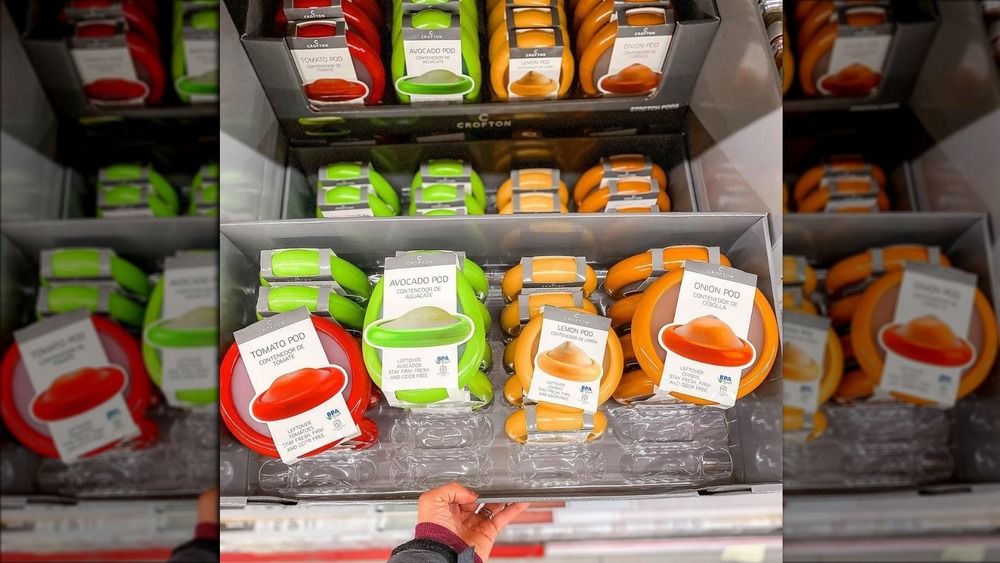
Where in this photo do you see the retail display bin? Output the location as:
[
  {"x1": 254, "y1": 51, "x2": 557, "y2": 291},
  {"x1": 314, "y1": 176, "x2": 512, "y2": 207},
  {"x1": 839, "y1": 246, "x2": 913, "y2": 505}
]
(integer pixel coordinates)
[
  {"x1": 784, "y1": 0, "x2": 940, "y2": 113},
  {"x1": 220, "y1": 213, "x2": 782, "y2": 504},
  {"x1": 235, "y1": 0, "x2": 720, "y2": 141}
]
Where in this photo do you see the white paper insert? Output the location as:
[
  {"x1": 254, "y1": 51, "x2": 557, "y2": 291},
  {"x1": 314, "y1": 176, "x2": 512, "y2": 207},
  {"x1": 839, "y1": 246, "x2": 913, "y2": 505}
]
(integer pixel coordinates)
[
  {"x1": 235, "y1": 308, "x2": 360, "y2": 465},
  {"x1": 70, "y1": 23, "x2": 143, "y2": 105},
  {"x1": 601, "y1": 6, "x2": 673, "y2": 95},
  {"x1": 159, "y1": 254, "x2": 218, "y2": 408},
  {"x1": 15, "y1": 311, "x2": 140, "y2": 463},
  {"x1": 782, "y1": 311, "x2": 830, "y2": 416},
  {"x1": 371, "y1": 254, "x2": 467, "y2": 403},
  {"x1": 820, "y1": 7, "x2": 892, "y2": 97},
  {"x1": 288, "y1": 21, "x2": 365, "y2": 107},
  {"x1": 656, "y1": 261, "x2": 758, "y2": 408},
  {"x1": 879, "y1": 262, "x2": 977, "y2": 407},
  {"x1": 527, "y1": 307, "x2": 610, "y2": 413}
]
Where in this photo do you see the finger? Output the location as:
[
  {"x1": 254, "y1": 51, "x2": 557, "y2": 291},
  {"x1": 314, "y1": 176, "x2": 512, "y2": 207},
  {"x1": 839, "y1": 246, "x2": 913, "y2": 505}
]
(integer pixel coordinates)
[
  {"x1": 489, "y1": 502, "x2": 531, "y2": 529},
  {"x1": 478, "y1": 502, "x2": 507, "y2": 519},
  {"x1": 424, "y1": 482, "x2": 479, "y2": 506}
]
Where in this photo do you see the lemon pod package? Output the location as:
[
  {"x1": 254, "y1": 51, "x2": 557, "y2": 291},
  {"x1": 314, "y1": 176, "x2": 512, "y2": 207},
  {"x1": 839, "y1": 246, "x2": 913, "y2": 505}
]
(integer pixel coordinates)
[
  {"x1": 259, "y1": 248, "x2": 373, "y2": 303},
  {"x1": 172, "y1": 0, "x2": 220, "y2": 103},
  {"x1": 491, "y1": 28, "x2": 574, "y2": 101},
  {"x1": 222, "y1": 310, "x2": 375, "y2": 462},
  {"x1": 2, "y1": 311, "x2": 153, "y2": 461},
  {"x1": 501, "y1": 255, "x2": 597, "y2": 302},
  {"x1": 362, "y1": 252, "x2": 487, "y2": 408},
  {"x1": 142, "y1": 253, "x2": 219, "y2": 408},
  {"x1": 782, "y1": 310, "x2": 843, "y2": 427},
  {"x1": 96, "y1": 164, "x2": 180, "y2": 217},
  {"x1": 631, "y1": 262, "x2": 778, "y2": 407},
  {"x1": 851, "y1": 263, "x2": 997, "y2": 406}
]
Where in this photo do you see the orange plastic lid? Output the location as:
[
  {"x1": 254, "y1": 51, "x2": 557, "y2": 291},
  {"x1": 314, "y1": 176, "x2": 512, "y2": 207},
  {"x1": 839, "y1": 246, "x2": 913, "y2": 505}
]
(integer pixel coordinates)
[
  {"x1": 825, "y1": 245, "x2": 950, "y2": 296},
  {"x1": 608, "y1": 293, "x2": 642, "y2": 333},
  {"x1": 604, "y1": 246, "x2": 730, "y2": 300},
  {"x1": 577, "y1": 179, "x2": 671, "y2": 213},
  {"x1": 881, "y1": 316, "x2": 976, "y2": 368},
  {"x1": 572, "y1": 155, "x2": 668, "y2": 205},
  {"x1": 501, "y1": 257, "x2": 597, "y2": 302}
]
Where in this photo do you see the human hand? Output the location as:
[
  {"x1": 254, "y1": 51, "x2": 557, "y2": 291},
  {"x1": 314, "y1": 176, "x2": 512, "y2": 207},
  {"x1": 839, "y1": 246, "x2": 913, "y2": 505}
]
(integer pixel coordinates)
[
  {"x1": 416, "y1": 482, "x2": 530, "y2": 562},
  {"x1": 197, "y1": 488, "x2": 219, "y2": 525}
]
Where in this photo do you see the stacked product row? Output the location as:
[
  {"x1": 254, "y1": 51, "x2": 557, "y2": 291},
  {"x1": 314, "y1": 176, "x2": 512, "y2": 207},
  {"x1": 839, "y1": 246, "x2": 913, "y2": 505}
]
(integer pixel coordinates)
[
  {"x1": 277, "y1": 0, "x2": 677, "y2": 108},
  {"x1": 783, "y1": 157, "x2": 890, "y2": 213},
  {"x1": 220, "y1": 246, "x2": 780, "y2": 464},
  {"x1": 782, "y1": 245, "x2": 998, "y2": 449},
  {"x1": 316, "y1": 154, "x2": 670, "y2": 217},
  {"x1": 97, "y1": 162, "x2": 219, "y2": 217},
  {"x1": 1, "y1": 248, "x2": 219, "y2": 463},
  {"x1": 56, "y1": 0, "x2": 219, "y2": 108}
]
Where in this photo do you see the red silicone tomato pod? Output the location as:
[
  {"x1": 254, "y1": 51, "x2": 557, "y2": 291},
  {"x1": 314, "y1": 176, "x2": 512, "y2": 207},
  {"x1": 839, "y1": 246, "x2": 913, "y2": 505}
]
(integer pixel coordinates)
[
  {"x1": 250, "y1": 366, "x2": 348, "y2": 422},
  {"x1": 30, "y1": 366, "x2": 127, "y2": 422},
  {"x1": 291, "y1": 20, "x2": 385, "y2": 105}
]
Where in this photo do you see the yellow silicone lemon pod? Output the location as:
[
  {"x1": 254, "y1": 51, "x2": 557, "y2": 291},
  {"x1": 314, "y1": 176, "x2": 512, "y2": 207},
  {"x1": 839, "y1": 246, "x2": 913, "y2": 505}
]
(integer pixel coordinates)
[
  {"x1": 501, "y1": 256, "x2": 597, "y2": 302},
  {"x1": 505, "y1": 406, "x2": 607, "y2": 443}
]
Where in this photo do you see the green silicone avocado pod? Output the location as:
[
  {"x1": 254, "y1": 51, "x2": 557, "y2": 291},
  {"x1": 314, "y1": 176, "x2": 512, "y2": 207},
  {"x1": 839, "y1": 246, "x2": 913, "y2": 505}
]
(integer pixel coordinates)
[
  {"x1": 260, "y1": 249, "x2": 373, "y2": 303},
  {"x1": 97, "y1": 163, "x2": 181, "y2": 217},
  {"x1": 42, "y1": 248, "x2": 151, "y2": 301},
  {"x1": 142, "y1": 276, "x2": 219, "y2": 406},
  {"x1": 390, "y1": 370, "x2": 493, "y2": 407},
  {"x1": 173, "y1": 1, "x2": 220, "y2": 103},
  {"x1": 39, "y1": 285, "x2": 146, "y2": 328},
  {"x1": 362, "y1": 270, "x2": 488, "y2": 404},
  {"x1": 408, "y1": 184, "x2": 486, "y2": 215},
  {"x1": 392, "y1": 0, "x2": 479, "y2": 48},
  {"x1": 391, "y1": 9, "x2": 481, "y2": 103},
  {"x1": 315, "y1": 185, "x2": 398, "y2": 218},
  {"x1": 189, "y1": 162, "x2": 219, "y2": 215},
  {"x1": 255, "y1": 285, "x2": 366, "y2": 332},
  {"x1": 365, "y1": 307, "x2": 475, "y2": 348},
  {"x1": 318, "y1": 162, "x2": 401, "y2": 215},
  {"x1": 411, "y1": 160, "x2": 487, "y2": 207}
]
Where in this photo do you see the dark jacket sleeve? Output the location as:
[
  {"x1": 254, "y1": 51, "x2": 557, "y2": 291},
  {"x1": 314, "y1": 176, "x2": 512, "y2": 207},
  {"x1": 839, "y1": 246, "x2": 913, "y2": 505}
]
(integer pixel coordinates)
[
  {"x1": 169, "y1": 522, "x2": 220, "y2": 562},
  {"x1": 387, "y1": 524, "x2": 481, "y2": 563}
]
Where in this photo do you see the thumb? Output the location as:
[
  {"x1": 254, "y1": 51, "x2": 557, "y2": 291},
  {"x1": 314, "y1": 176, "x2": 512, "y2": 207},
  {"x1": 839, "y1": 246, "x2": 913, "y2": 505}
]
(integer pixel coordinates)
[{"x1": 426, "y1": 482, "x2": 479, "y2": 506}]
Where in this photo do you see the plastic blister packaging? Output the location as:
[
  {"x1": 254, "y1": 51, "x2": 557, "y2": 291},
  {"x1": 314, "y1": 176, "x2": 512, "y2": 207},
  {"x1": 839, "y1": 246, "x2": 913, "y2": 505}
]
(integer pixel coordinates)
[
  {"x1": 620, "y1": 443, "x2": 734, "y2": 484},
  {"x1": 390, "y1": 448, "x2": 494, "y2": 489},
  {"x1": 824, "y1": 402, "x2": 951, "y2": 444},
  {"x1": 608, "y1": 403, "x2": 730, "y2": 445},
  {"x1": 507, "y1": 443, "x2": 606, "y2": 486},
  {"x1": 258, "y1": 450, "x2": 380, "y2": 495},
  {"x1": 390, "y1": 410, "x2": 494, "y2": 450}
]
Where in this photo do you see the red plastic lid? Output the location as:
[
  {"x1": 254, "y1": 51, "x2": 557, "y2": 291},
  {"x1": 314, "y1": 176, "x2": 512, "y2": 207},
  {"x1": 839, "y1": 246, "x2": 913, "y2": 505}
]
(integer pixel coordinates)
[
  {"x1": 660, "y1": 315, "x2": 756, "y2": 368},
  {"x1": 250, "y1": 366, "x2": 348, "y2": 421},
  {"x1": 220, "y1": 315, "x2": 372, "y2": 459},
  {"x1": 74, "y1": 21, "x2": 164, "y2": 104},
  {"x1": 293, "y1": 9, "x2": 381, "y2": 55},
  {"x1": 290, "y1": 21, "x2": 384, "y2": 105},
  {"x1": 1, "y1": 316, "x2": 152, "y2": 459},
  {"x1": 31, "y1": 366, "x2": 126, "y2": 422}
]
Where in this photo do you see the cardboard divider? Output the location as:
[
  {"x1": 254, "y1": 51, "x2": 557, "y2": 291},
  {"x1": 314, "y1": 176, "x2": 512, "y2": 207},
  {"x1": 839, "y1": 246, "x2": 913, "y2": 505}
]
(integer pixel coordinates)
[
  {"x1": 784, "y1": 213, "x2": 999, "y2": 492},
  {"x1": 219, "y1": 213, "x2": 780, "y2": 503},
  {"x1": 237, "y1": 0, "x2": 719, "y2": 141}
]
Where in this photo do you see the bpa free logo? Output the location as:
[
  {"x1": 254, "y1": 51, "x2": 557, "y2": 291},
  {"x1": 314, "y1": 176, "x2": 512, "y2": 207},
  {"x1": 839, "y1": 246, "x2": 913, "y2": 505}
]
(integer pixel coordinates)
[
  {"x1": 718, "y1": 374, "x2": 733, "y2": 384},
  {"x1": 326, "y1": 408, "x2": 341, "y2": 420}
]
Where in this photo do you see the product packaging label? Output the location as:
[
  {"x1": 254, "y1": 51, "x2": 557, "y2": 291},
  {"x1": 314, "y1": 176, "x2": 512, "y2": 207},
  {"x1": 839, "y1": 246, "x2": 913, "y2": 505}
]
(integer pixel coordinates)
[
  {"x1": 399, "y1": 2, "x2": 469, "y2": 102},
  {"x1": 256, "y1": 286, "x2": 344, "y2": 331},
  {"x1": 511, "y1": 168, "x2": 560, "y2": 191},
  {"x1": 366, "y1": 253, "x2": 470, "y2": 405},
  {"x1": 603, "y1": 178, "x2": 660, "y2": 211},
  {"x1": 96, "y1": 166, "x2": 154, "y2": 217},
  {"x1": 70, "y1": 20, "x2": 145, "y2": 107},
  {"x1": 287, "y1": 19, "x2": 366, "y2": 108},
  {"x1": 656, "y1": 261, "x2": 758, "y2": 408},
  {"x1": 192, "y1": 165, "x2": 219, "y2": 215},
  {"x1": 782, "y1": 311, "x2": 830, "y2": 418},
  {"x1": 507, "y1": 27, "x2": 564, "y2": 100},
  {"x1": 412, "y1": 189, "x2": 468, "y2": 215},
  {"x1": 157, "y1": 253, "x2": 218, "y2": 409},
  {"x1": 511, "y1": 192, "x2": 560, "y2": 213},
  {"x1": 527, "y1": 307, "x2": 611, "y2": 413},
  {"x1": 179, "y1": 2, "x2": 220, "y2": 103},
  {"x1": 259, "y1": 249, "x2": 348, "y2": 298},
  {"x1": 15, "y1": 310, "x2": 140, "y2": 463},
  {"x1": 518, "y1": 290, "x2": 584, "y2": 324},
  {"x1": 819, "y1": 2, "x2": 893, "y2": 97},
  {"x1": 820, "y1": 165, "x2": 881, "y2": 212},
  {"x1": 598, "y1": 155, "x2": 655, "y2": 187},
  {"x1": 599, "y1": 3, "x2": 674, "y2": 96},
  {"x1": 234, "y1": 308, "x2": 360, "y2": 464},
  {"x1": 878, "y1": 262, "x2": 977, "y2": 407},
  {"x1": 317, "y1": 182, "x2": 375, "y2": 217},
  {"x1": 282, "y1": 0, "x2": 344, "y2": 21},
  {"x1": 520, "y1": 256, "x2": 587, "y2": 295},
  {"x1": 420, "y1": 161, "x2": 473, "y2": 194}
]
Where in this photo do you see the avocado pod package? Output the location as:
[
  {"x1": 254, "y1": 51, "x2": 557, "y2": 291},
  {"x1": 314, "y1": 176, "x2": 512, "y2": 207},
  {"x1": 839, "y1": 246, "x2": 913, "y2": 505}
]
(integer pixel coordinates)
[{"x1": 173, "y1": 0, "x2": 220, "y2": 103}]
